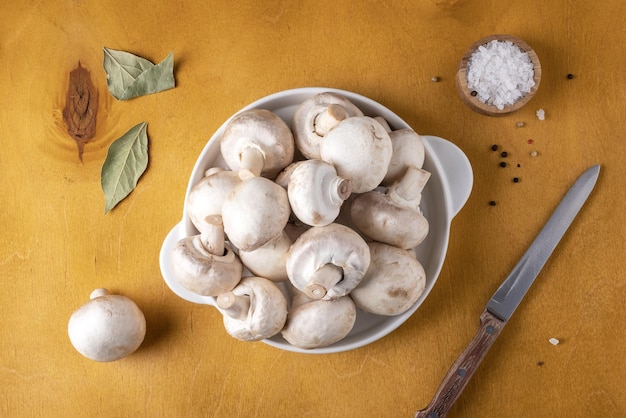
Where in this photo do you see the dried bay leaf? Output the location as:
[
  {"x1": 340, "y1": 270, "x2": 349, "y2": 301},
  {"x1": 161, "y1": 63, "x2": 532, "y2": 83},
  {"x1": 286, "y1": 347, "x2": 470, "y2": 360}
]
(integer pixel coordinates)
[
  {"x1": 103, "y1": 48, "x2": 175, "y2": 100},
  {"x1": 101, "y1": 122, "x2": 149, "y2": 213}
]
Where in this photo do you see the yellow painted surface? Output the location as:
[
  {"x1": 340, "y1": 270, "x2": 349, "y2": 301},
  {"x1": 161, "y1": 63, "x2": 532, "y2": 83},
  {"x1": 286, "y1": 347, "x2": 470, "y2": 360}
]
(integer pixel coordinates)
[{"x1": 1, "y1": 1, "x2": 625, "y2": 417}]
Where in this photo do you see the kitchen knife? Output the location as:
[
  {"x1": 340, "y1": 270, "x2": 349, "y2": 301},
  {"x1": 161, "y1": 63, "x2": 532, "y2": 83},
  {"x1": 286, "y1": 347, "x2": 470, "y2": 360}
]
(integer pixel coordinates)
[{"x1": 415, "y1": 164, "x2": 600, "y2": 418}]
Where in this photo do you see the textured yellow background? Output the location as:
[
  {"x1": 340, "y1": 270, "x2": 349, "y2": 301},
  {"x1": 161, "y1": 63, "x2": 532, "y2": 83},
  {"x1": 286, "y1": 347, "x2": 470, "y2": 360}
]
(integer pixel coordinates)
[{"x1": 1, "y1": 1, "x2": 624, "y2": 417}]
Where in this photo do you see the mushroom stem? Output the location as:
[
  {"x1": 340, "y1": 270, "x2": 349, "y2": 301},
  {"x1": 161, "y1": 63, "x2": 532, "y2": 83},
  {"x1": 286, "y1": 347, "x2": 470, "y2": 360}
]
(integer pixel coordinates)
[
  {"x1": 305, "y1": 263, "x2": 343, "y2": 300},
  {"x1": 217, "y1": 292, "x2": 250, "y2": 321},
  {"x1": 89, "y1": 288, "x2": 110, "y2": 299},
  {"x1": 327, "y1": 177, "x2": 352, "y2": 206},
  {"x1": 200, "y1": 214, "x2": 225, "y2": 256},
  {"x1": 204, "y1": 167, "x2": 224, "y2": 177},
  {"x1": 314, "y1": 104, "x2": 348, "y2": 136},
  {"x1": 389, "y1": 166, "x2": 431, "y2": 204},
  {"x1": 238, "y1": 146, "x2": 265, "y2": 180}
]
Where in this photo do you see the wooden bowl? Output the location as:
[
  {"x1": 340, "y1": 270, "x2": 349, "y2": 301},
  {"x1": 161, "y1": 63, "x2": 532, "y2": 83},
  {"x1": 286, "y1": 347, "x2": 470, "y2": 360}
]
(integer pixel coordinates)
[{"x1": 456, "y1": 34, "x2": 541, "y2": 116}]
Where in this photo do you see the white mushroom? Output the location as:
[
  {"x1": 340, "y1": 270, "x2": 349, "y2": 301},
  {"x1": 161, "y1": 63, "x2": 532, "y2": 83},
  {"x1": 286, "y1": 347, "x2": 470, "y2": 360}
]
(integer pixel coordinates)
[
  {"x1": 281, "y1": 290, "x2": 356, "y2": 349},
  {"x1": 217, "y1": 276, "x2": 288, "y2": 341},
  {"x1": 373, "y1": 115, "x2": 392, "y2": 131},
  {"x1": 68, "y1": 289, "x2": 146, "y2": 362},
  {"x1": 286, "y1": 159, "x2": 352, "y2": 227},
  {"x1": 292, "y1": 92, "x2": 364, "y2": 160},
  {"x1": 350, "y1": 242, "x2": 426, "y2": 316},
  {"x1": 286, "y1": 223, "x2": 370, "y2": 300},
  {"x1": 284, "y1": 221, "x2": 310, "y2": 241},
  {"x1": 382, "y1": 129, "x2": 425, "y2": 186},
  {"x1": 171, "y1": 215, "x2": 243, "y2": 296},
  {"x1": 222, "y1": 176, "x2": 291, "y2": 251},
  {"x1": 186, "y1": 168, "x2": 242, "y2": 233},
  {"x1": 238, "y1": 230, "x2": 292, "y2": 282},
  {"x1": 319, "y1": 116, "x2": 393, "y2": 193},
  {"x1": 220, "y1": 109, "x2": 295, "y2": 180},
  {"x1": 237, "y1": 223, "x2": 308, "y2": 283},
  {"x1": 351, "y1": 166, "x2": 430, "y2": 249},
  {"x1": 274, "y1": 161, "x2": 297, "y2": 189}
]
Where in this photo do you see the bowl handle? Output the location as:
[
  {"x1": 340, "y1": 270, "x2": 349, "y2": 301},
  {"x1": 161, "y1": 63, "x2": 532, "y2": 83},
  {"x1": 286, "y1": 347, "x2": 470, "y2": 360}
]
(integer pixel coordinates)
[
  {"x1": 159, "y1": 222, "x2": 218, "y2": 306},
  {"x1": 422, "y1": 136, "x2": 473, "y2": 218}
]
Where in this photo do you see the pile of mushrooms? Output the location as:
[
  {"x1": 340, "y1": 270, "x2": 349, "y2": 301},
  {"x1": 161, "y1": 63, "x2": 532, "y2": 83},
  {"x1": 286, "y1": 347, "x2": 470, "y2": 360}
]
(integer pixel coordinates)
[{"x1": 170, "y1": 92, "x2": 431, "y2": 349}]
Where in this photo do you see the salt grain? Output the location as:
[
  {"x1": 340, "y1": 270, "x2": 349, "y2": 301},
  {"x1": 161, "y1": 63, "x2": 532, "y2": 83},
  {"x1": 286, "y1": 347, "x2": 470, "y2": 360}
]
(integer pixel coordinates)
[
  {"x1": 467, "y1": 40, "x2": 535, "y2": 110},
  {"x1": 549, "y1": 338, "x2": 560, "y2": 346},
  {"x1": 536, "y1": 108, "x2": 545, "y2": 120}
]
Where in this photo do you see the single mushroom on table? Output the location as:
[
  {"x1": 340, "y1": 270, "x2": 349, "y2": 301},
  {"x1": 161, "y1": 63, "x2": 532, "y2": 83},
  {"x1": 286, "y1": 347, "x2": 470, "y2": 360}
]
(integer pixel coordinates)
[
  {"x1": 68, "y1": 288, "x2": 146, "y2": 362},
  {"x1": 281, "y1": 290, "x2": 357, "y2": 349},
  {"x1": 171, "y1": 214, "x2": 243, "y2": 296},
  {"x1": 286, "y1": 223, "x2": 370, "y2": 300},
  {"x1": 292, "y1": 92, "x2": 364, "y2": 160},
  {"x1": 319, "y1": 116, "x2": 393, "y2": 193},
  {"x1": 220, "y1": 109, "x2": 294, "y2": 180},
  {"x1": 186, "y1": 167, "x2": 242, "y2": 234},
  {"x1": 284, "y1": 159, "x2": 352, "y2": 227},
  {"x1": 222, "y1": 176, "x2": 291, "y2": 252},
  {"x1": 350, "y1": 242, "x2": 426, "y2": 316},
  {"x1": 217, "y1": 276, "x2": 288, "y2": 341},
  {"x1": 351, "y1": 166, "x2": 430, "y2": 249},
  {"x1": 374, "y1": 117, "x2": 426, "y2": 186}
]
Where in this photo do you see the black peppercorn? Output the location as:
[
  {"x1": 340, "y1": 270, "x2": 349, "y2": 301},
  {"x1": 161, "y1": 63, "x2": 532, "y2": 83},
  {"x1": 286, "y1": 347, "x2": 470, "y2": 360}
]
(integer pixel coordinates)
[
  {"x1": 491, "y1": 144, "x2": 499, "y2": 151},
  {"x1": 471, "y1": 90, "x2": 478, "y2": 97},
  {"x1": 513, "y1": 177, "x2": 520, "y2": 183},
  {"x1": 500, "y1": 161, "x2": 507, "y2": 168},
  {"x1": 489, "y1": 201, "x2": 497, "y2": 206},
  {"x1": 567, "y1": 73, "x2": 574, "y2": 79},
  {"x1": 501, "y1": 151, "x2": 508, "y2": 158}
]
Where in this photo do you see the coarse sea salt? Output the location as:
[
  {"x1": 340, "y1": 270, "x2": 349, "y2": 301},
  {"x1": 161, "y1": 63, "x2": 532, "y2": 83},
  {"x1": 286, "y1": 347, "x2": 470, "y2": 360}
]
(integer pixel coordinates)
[
  {"x1": 467, "y1": 40, "x2": 535, "y2": 110},
  {"x1": 536, "y1": 108, "x2": 546, "y2": 120}
]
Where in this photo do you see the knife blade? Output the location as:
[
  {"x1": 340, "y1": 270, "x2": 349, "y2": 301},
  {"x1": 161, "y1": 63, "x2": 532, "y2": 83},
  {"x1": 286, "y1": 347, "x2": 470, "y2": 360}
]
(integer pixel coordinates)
[{"x1": 414, "y1": 164, "x2": 600, "y2": 418}]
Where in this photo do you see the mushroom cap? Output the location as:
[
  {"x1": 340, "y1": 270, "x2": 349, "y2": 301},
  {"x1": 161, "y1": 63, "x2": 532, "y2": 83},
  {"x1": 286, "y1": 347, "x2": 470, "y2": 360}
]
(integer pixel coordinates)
[
  {"x1": 382, "y1": 129, "x2": 425, "y2": 186},
  {"x1": 222, "y1": 176, "x2": 291, "y2": 251},
  {"x1": 221, "y1": 276, "x2": 288, "y2": 341},
  {"x1": 292, "y1": 92, "x2": 364, "y2": 160},
  {"x1": 287, "y1": 159, "x2": 352, "y2": 227},
  {"x1": 171, "y1": 234, "x2": 243, "y2": 296},
  {"x1": 274, "y1": 161, "x2": 299, "y2": 189},
  {"x1": 351, "y1": 242, "x2": 426, "y2": 316},
  {"x1": 281, "y1": 292, "x2": 356, "y2": 349},
  {"x1": 350, "y1": 191, "x2": 429, "y2": 249},
  {"x1": 68, "y1": 290, "x2": 146, "y2": 362},
  {"x1": 220, "y1": 109, "x2": 294, "y2": 179},
  {"x1": 284, "y1": 222, "x2": 309, "y2": 242},
  {"x1": 319, "y1": 116, "x2": 392, "y2": 193},
  {"x1": 286, "y1": 223, "x2": 370, "y2": 300},
  {"x1": 238, "y1": 231, "x2": 291, "y2": 282},
  {"x1": 186, "y1": 169, "x2": 241, "y2": 233}
]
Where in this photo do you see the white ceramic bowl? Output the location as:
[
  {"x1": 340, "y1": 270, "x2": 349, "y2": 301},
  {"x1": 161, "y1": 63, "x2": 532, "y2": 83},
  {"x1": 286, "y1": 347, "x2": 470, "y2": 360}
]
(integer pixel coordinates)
[{"x1": 159, "y1": 87, "x2": 473, "y2": 354}]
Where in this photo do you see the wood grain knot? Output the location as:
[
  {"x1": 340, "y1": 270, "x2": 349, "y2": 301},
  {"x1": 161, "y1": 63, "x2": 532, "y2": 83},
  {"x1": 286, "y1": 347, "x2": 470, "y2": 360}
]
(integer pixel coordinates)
[{"x1": 63, "y1": 61, "x2": 98, "y2": 160}]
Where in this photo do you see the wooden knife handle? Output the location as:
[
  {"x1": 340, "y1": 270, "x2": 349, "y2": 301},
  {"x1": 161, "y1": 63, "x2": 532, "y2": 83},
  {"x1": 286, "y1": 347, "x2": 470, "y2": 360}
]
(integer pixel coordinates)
[{"x1": 415, "y1": 310, "x2": 505, "y2": 418}]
